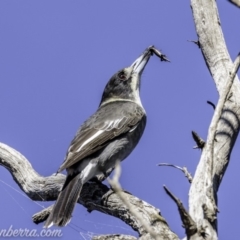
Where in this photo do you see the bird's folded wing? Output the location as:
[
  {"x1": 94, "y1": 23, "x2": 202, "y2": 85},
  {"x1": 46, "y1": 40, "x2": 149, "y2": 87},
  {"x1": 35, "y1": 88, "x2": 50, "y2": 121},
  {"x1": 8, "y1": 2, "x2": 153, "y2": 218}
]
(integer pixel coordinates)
[{"x1": 57, "y1": 102, "x2": 144, "y2": 172}]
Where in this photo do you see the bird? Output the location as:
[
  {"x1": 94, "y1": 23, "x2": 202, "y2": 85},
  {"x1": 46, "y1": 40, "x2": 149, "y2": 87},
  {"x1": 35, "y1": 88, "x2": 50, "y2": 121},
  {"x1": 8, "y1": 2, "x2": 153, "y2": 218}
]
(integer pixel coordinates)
[{"x1": 44, "y1": 46, "x2": 155, "y2": 228}]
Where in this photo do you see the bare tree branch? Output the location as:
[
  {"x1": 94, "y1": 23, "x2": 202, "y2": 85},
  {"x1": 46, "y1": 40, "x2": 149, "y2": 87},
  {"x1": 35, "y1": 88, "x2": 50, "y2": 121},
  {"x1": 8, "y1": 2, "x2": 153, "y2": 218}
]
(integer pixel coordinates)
[
  {"x1": 228, "y1": 0, "x2": 240, "y2": 7},
  {"x1": 163, "y1": 186, "x2": 197, "y2": 238},
  {"x1": 190, "y1": 0, "x2": 240, "y2": 239},
  {"x1": 108, "y1": 163, "x2": 166, "y2": 240},
  {"x1": 191, "y1": 131, "x2": 205, "y2": 149},
  {"x1": 0, "y1": 142, "x2": 179, "y2": 240},
  {"x1": 92, "y1": 234, "x2": 137, "y2": 240},
  {"x1": 207, "y1": 54, "x2": 240, "y2": 175},
  {"x1": 158, "y1": 163, "x2": 192, "y2": 183}
]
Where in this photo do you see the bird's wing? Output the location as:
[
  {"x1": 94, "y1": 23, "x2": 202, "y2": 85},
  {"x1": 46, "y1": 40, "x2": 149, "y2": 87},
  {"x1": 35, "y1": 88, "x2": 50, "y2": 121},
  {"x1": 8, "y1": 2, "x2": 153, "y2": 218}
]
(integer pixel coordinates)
[{"x1": 57, "y1": 101, "x2": 145, "y2": 172}]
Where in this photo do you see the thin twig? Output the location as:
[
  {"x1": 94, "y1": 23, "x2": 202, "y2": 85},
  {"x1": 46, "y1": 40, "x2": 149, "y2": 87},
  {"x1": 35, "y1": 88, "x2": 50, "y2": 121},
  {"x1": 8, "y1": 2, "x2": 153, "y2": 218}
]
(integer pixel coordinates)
[
  {"x1": 158, "y1": 163, "x2": 192, "y2": 183},
  {"x1": 207, "y1": 101, "x2": 215, "y2": 110},
  {"x1": 108, "y1": 162, "x2": 161, "y2": 240},
  {"x1": 187, "y1": 40, "x2": 200, "y2": 48}
]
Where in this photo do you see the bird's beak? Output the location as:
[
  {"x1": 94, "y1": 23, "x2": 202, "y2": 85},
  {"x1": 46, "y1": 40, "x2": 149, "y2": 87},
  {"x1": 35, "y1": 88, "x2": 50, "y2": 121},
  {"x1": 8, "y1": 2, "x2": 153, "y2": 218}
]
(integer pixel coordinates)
[{"x1": 131, "y1": 46, "x2": 153, "y2": 75}]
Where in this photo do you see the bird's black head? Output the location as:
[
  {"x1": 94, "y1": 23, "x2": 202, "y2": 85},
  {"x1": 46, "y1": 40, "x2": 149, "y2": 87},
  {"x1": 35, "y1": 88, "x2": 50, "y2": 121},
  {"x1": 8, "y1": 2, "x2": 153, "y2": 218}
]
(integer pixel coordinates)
[{"x1": 100, "y1": 47, "x2": 152, "y2": 107}]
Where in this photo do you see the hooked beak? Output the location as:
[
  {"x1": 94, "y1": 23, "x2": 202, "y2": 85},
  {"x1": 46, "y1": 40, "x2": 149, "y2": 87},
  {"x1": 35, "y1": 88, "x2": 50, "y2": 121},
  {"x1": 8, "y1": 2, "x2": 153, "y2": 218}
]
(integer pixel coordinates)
[{"x1": 130, "y1": 46, "x2": 153, "y2": 74}]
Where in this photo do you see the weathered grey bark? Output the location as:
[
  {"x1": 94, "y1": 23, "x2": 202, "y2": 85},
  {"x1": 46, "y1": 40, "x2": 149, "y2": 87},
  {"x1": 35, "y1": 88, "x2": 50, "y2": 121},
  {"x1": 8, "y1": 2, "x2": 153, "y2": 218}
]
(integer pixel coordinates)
[
  {"x1": 0, "y1": 143, "x2": 179, "y2": 240},
  {"x1": 108, "y1": 163, "x2": 162, "y2": 240},
  {"x1": 0, "y1": 1, "x2": 239, "y2": 239},
  {"x1": 92, "y1": 235, "x2": 137, "y2": 240},
  {"x1": 188, "y1": 0, "x2": 240, "y2": 239}
]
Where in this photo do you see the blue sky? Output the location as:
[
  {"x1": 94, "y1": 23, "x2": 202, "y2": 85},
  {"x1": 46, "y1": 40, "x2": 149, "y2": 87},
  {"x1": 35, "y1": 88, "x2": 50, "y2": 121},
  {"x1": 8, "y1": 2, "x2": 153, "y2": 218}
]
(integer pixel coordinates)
[{"x1": 0, "y1": 1, "x2": 240, "y2": 239}]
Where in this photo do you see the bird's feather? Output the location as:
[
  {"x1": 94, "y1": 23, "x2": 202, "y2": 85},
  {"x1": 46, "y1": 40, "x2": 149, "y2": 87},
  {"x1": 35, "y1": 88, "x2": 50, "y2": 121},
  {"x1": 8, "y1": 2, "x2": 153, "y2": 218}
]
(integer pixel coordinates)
[
  {"x1": 44, "y1": 173, "x2": 83, "y2": 227},
  {"x1": 57, "y1": 101, "x2": 145, "y2": 172}
]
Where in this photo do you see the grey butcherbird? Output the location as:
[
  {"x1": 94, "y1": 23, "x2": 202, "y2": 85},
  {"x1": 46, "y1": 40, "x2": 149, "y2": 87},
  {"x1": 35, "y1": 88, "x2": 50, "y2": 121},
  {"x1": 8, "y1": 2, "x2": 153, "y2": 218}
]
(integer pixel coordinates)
[{"x1": 44, "y1": 46, "x2": 167, "y2": 228}]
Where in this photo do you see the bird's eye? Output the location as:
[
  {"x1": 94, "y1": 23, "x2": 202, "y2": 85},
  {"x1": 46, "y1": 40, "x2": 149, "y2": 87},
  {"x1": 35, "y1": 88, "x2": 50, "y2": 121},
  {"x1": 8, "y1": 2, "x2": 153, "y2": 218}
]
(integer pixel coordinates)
[{"x1": 118, "y1": 72, "x2": 127, "y2": 81}]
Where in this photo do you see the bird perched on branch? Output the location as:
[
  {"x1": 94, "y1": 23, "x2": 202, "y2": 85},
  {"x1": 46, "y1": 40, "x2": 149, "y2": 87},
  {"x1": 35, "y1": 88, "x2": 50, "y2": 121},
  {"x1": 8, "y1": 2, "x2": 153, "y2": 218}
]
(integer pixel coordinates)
[{"x1": 44, "y1": 46, "x2": 167, "y2": 228}]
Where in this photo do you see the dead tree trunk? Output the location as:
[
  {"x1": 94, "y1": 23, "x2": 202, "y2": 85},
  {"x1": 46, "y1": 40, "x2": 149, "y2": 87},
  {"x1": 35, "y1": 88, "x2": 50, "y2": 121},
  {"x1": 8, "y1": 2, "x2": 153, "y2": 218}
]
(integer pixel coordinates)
[{"x1": 0, "y1": 1, "x2": 239, "y2": 240}]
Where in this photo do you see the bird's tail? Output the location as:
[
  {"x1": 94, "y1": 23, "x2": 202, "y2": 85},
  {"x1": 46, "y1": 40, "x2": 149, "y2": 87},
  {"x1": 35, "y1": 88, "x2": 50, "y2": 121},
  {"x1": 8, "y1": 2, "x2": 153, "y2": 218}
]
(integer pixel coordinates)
[{"x1": 44, "y1": 173, "x2": 82, "y2": 228}]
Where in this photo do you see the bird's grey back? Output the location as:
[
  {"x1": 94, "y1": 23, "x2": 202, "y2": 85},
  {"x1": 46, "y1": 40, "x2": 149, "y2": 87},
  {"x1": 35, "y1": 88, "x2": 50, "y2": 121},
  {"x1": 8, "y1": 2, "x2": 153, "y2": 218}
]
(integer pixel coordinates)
[{"x1": 58, "y1": 101, "x2": 146, "y2": 172}]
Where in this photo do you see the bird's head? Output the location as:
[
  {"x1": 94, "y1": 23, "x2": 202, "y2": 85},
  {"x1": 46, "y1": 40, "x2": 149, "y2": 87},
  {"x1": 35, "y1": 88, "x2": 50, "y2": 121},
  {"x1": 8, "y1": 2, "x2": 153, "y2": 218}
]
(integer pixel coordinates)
[{"x1": 100, "y1": 47, "x2": 152, "y2": 106}]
